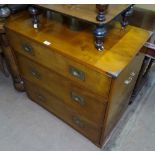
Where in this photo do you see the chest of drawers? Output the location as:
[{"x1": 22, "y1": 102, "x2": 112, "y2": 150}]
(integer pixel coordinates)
[{"x1": 5, "y1": 12, "x2": 150, "y2": 147}]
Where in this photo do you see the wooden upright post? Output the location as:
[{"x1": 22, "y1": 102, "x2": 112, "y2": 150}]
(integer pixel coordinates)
[{"x1": 0, "y1": 22, "x2": 25, "y2": 91}]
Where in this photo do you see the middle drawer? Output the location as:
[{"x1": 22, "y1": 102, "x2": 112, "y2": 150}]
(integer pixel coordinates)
[{"x1": 16, "y1": 54, "x2": 106, "y2": 126}]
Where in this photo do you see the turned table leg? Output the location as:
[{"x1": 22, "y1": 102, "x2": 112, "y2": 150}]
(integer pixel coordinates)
[
  {"x1": 96, "y1": 4, "x2": 108, "y2": 22},
  {"x1": 0, "y1": 33, "x2": 25, "y2": 91},
  {"x1": 28, "y1": 6, "x2": 40, "y2": 29},
  {"x1": 121, "y1": 5, "x2": 134, "y2": 28},
  {"x1": 94, "y1": 25, "x2": 107, "y2": 51},
  {"x1": 94, "y1": 5, "x2": 108, "y2": 51}
]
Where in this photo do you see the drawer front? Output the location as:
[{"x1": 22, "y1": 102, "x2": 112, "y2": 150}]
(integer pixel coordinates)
[
  {"x1": 25, "y1": 81, "x2": 101, "y2": 144},
  {"x1": 7, "y1": 30, "x2": 111, "y2": 99},
  {"x1": 17, "y1": 54, "x2": 106, "y2": 125}
]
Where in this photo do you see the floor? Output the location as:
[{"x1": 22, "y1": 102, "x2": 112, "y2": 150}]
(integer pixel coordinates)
[{"x1": 0, "y1": 65, "x2": 155, "y2": 151}]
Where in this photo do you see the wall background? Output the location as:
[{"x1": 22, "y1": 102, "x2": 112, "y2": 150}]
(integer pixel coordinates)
[{"x1": 136, "y1": 4, "x2": 155, "y2": 11}]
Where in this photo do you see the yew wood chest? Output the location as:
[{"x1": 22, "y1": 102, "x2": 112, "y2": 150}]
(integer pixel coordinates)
[{"x1": 5, "y1": 11, "x2": 150, "y2": 147}]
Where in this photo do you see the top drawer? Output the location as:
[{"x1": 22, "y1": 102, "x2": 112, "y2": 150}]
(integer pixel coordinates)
[{"x1": 7, "y1": 30, "x2": 111, "y2": 98}]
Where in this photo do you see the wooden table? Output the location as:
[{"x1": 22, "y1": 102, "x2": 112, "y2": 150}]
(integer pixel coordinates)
[
  {"x1": 29, "y1": 4, "x2": 133, "y2": 51},
  {"x1": 37, "y1": 4, "x2": 131, "y2": 24}
]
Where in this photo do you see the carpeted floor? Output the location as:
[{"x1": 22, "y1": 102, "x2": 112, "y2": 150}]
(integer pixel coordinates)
[{"x1": 0, "y1": 64, "x2": 155, "y2": 151}]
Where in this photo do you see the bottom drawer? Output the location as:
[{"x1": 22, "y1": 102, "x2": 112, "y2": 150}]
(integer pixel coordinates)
[{"x1": 24, "y1": 81, "x2": 102, "y2": 144}]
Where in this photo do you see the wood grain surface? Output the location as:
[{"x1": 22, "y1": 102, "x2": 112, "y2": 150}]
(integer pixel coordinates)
[
  {"x1": 25, "y1": 81, "x2": 102, "y2": 145},
  {"x1": 37, "y1": 4, "x2": 131, "y2": 24},
  {"x1": 5, "y1": 12, "x2": 150, "y2": 77},
  {"x1": 5, "y1": 11, "x2": 150, "y2": 147},
  {"x1": 16, "y1": 54, "x2": 107, "y2": 125}
]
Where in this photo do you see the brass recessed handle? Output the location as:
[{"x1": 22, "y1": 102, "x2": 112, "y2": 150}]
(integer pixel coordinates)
[
  {"x1": 72, "y1": 116, "x2": 85, "y2": 128},
  {"x1": 30, "y1": 68, "x2": 41, "y2": 79},
  {"x1": 69, "y1": 66, "x2": 85, "y2": 81},
  {"x1": 71, "y1": 92, "x2": 85, "y2": 106},
  {"x1": 22, "y1": 43, "x2": 34, "y2": 55}
]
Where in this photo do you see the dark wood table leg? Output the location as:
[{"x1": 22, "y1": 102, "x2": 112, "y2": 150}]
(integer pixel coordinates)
[
  {"x1": 94, "y1": 25, "x2": 107, "y2": 51},
  {"x1": 28, "y1": 6, "x2": 40, "y2": 29},
  {"x1": 121, "y1": 5, "x2": 134, "y2": 28},
  {"x1": 96, "y1": 4, "x2": 108, "y2": 22},
  {"x1": 0, "y1": 32, "x2": 25, "y2": 91}
]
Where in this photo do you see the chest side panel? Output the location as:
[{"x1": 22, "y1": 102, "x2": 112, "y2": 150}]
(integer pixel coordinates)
[{"x1": 102, "y1": 52, "x2": 145, "y2": 143}]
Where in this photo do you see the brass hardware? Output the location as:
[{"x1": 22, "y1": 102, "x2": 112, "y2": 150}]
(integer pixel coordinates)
[
  {"x1": 22, "y1": 43, "x2": 34, "y2": 55},
  {"x1": 130, "y1": 72, "x2": 135, "y2": 77},
  {"x1": 69, "y1": 66, "x2": 85, "y2": 81},
  {"x1": 30, "y1": 68, "x2": 41, "y2": 79},
  {"x1": 124, "y1": 72, "x2": 136, "y2": 85},
  {"x1": 72, "y1": 116, "x2": 85, "y2": 128},
  {"x1": 124, "y1": 77, "x2": 132, "y2": 85},
  {"x1": 71, "y1": 92, "x2": 85, "y2": 106}
]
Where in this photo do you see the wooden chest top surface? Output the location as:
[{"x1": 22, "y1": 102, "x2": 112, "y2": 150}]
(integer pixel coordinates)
[{"x1": 6, "y1": 12, "x2": 150, "y2": 77}]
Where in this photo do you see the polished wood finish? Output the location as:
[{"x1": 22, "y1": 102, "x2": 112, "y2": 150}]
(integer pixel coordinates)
[
  {"x1": 25, "y1": 81, "x2": 102, "y2": 144},
  {"x1": 6, "y1": 11, "x2": 150, "y2": 147},
  {"x1": 0, "y1": 21, "x2": 24, "y2": 91},
  {"x1": 16, "y1": 54, "x2": 107, "y2": 125},
  {"x1": 102, "y1": 52, "x2": 145, "y2": 143},
  {"x1": 36, "y1": 4, "x2": 133, "y2": 51},
  {"x1": 6, "y1": 12, "x2": 150, "y2": 77},
  {"x1": 37, "y1": 4, "x2": 131, "y2": 25},
  {"x1": 7, "y1": 29, "x2": 111, "y2": 97}
]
